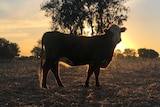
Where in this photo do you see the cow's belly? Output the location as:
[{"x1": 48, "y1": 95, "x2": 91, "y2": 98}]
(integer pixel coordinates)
[
  {"x1": 59, "y1": 57, "x2": 90, "y2": 66},
  {"x1": 59, "y1": 57, "x2": 111, "y2": 68},
  {"x1": 59, "y1": 57, "x2": 74, "y2": 66}
]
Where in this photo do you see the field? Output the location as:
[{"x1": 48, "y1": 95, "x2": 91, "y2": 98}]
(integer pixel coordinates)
[{"x1": 0, "y1": 59, "x2": 160, "y2": 107}]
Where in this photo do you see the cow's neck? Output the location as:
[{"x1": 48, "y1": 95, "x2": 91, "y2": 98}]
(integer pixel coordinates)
[
  {"x1": 106, "y1": 32, "x2": 117, "y2": 58},
  {"x1": 106, "y1": 31, "x2": 117, "y2": 52}
]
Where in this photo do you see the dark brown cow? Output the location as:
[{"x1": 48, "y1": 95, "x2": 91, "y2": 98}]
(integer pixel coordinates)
[{"x1": 41, "y1": 24, "x2": 126, "y2": 88}]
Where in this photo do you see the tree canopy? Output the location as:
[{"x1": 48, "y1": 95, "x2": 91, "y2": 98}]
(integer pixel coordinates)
[
  {"x1": 31, "y1": 40, "x2": 41, "y2": 59},
  {"x1": 0, "y1": 38, "x2": 20, "y2": 59},
  {"x1": 41, "y1": 0, "x2": 129, "y2": 35},
  {"x1": 138, "y1": 48, "x2": 159, "y2": 59},
  {"x1": 123, "y1": 48, "x2": 136, "y2": 58},
  {"x1": 31, "y1": 46, "x2": 41, "y2": 59}
]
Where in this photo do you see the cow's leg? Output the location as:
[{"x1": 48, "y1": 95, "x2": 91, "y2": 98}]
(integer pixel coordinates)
[
  {"x1": 85, "y1": 65, "x2": 94, "y2": 87},
  {"x1": 94, "y1": 67, "x2": 100, "y2": 87},
  {"x1": 51, "y1": 63, "x2": 64, "y2": 87},
  {"x1": 42, "y1": 60, "x2": 51, "y2": 88}
]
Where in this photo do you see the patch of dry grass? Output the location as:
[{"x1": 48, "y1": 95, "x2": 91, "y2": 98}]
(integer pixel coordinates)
[{"x1": 0, "y1": 59, "x2": 160, "y2": 106}]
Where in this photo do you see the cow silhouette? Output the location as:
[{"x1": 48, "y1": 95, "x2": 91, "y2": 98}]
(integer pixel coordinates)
[{"x1": 41, "y1": 24, "x2": 126, "y2": 88}]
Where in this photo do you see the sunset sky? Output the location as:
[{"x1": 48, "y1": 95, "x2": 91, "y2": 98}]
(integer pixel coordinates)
[{"x1": 0, "y1": 0, "x2": 160, "y2": 56}]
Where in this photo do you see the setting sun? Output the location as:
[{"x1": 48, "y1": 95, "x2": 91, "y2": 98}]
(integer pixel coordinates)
[
  {"x1": 83, "y1": 21, "x2": 92, "y2": 37},
  {"x1": 115, "y1": 33, "x2": 132, "y2": 52},
  {"x1": 83, "y1": 26, "x2": 92, "y2": 37},
  {"x1": 115, "y1": 43, "x2": 124, "y2": 52}
]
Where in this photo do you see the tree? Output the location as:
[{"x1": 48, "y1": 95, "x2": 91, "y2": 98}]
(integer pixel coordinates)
[
  {"x1": 123, "y1": 48, "x2": 136, "y2": 58},
  {"x1": 41, "y1": 0, "x2": 129, "y2": 35},
  {"x1": 114, "y1": 49, "x2": 124, "y2": 59},
  {"x1": 138, "y1": 48, "x2": 159, "y2": 59},
  {"x1": 31, "y1": 46, "x2": 41, "y2": 59},
  {"x1": 31, "y1": 40, "x2": 41, "y2": 59},
  {"x1": 0, "y1": 38, "x2": 20, "y2": 59}
]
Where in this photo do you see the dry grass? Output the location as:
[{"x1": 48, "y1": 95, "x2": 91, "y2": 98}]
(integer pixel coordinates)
[{"x1": 0, "y1": 59, "x2": 160, "y2": 106}]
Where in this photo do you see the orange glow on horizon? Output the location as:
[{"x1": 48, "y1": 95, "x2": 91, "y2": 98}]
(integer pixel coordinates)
[{"x1": 115, "y1": 33, "x2": 138, "y2": 52}]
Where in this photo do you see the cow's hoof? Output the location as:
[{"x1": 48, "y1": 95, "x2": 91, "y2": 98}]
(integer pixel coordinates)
[
  {"x1": 59, "y1": 85, "x2": 64, "y2": 87},
  {"x1": 85, "y1": 84, "x2": 89, "y2": 87},
  {"x1": 96, "y1": 84, "x2": 100, "y2": 87},
  {"x1": 42, "y1": 83, "x2": 48, "y2": 89},
  {"x1": 41, "y1": 85, "x2": 48, "y2": 89}
]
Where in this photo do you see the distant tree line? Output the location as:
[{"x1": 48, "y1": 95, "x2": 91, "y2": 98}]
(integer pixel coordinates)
[
  {"x1": 114, "y1": 48, "x2": 159, "y2": 59},
  {"x1": 0, "y1": 38, "x2": 20, "y2": 60},
  {"x1": 31, "y1": 40, "x2": 41, "y2": 59}
]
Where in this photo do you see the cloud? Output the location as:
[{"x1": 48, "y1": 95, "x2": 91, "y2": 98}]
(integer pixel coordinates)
[
  {"x1": 0, "y1": 18, "x2": 49, "y2": 30},
  {"x1": 0, "y1": 0, "x2": 43, "y2": 19},
  {"x1": 0, "y1": 0, "x2": 51, "y2": 56}
]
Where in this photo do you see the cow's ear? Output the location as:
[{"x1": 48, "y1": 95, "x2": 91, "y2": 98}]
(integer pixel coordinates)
[{"x1": 121, "y1": 27, "x2": 126, "y2": 32}]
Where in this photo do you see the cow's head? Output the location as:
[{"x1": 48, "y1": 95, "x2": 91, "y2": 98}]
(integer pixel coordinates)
[{"x1": 105, "y1": 24, "x2": 126, "y2": 44}]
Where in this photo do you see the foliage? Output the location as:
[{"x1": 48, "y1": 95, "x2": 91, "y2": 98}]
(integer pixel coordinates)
[
  {"x1": 31, "y1": 47, "x2": 41, "y2": 59},
  {"x1": 138, "y1": 48, "x2": 159, "y2": 59},
  {"x1": 31, "y1": 40, "x2": 41, "y2": 59},
  {"x1": 41, "y1": 0, "x2": 129, "y2": 35},
  {"x1": 123, "y1": 48, "x2": 136, "y2": 58},
  {"x1": 0, "y1": 38, "x2": 20, "y2": 59},
  {"x1": 114, "y1": 49, "x2": 124, "y2": 59}
]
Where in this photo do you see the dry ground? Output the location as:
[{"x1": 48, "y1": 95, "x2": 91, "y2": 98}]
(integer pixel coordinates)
[{"x1": 0, "y1": 59, "x2": 160, "y2": 107}]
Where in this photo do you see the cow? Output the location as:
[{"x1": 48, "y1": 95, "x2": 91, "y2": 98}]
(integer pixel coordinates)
[{"x1": 41, "y1": 24, "x2": 126, "y2": 88}]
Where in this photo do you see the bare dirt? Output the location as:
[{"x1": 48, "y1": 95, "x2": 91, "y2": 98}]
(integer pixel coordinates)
[{"x1": 0, "y1": 59, "x2": 160, "y2": 107}]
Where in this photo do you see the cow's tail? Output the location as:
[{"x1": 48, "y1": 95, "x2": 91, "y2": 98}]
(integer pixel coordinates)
[
  {"x1": 40, "y1": 35, "x2": 44, "y2": 70},
  {"x1": 39, "y1": 34, "x2": 44, "y2": 88}
]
